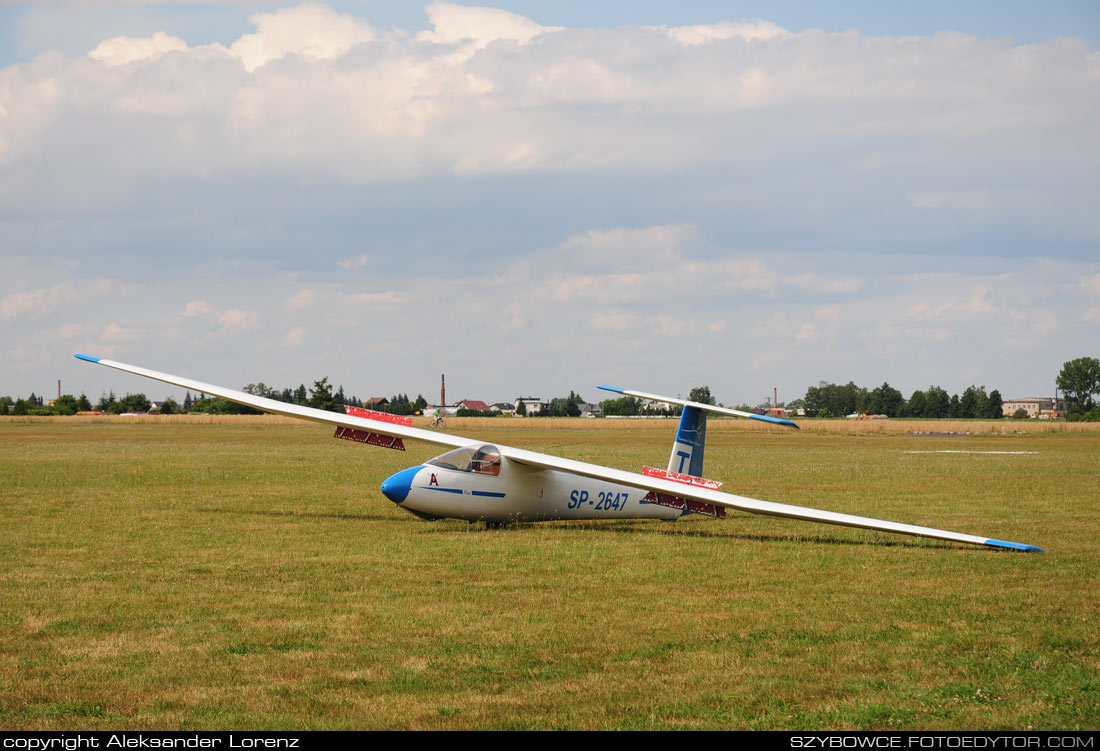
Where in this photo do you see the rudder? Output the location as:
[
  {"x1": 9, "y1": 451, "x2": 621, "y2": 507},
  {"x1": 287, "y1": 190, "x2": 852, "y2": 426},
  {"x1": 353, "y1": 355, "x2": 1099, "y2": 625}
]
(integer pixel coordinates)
[{"x1": 668, "y1": 405, "x2": 707, "y2": 477}]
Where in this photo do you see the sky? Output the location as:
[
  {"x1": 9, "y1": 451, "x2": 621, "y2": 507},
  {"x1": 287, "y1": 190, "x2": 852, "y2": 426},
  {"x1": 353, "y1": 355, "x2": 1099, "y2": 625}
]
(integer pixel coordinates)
[{"x1": 1, "y1": 1, "x2": 1098, "y2": 408}]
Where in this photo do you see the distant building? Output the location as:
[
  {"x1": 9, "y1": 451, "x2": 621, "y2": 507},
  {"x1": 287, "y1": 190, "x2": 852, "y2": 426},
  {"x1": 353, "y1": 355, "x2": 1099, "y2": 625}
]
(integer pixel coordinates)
[
  {"x1": 455, "y1": 399, "x2": 492, "y2": 412},
  {"x1": 514, "y1": 397, "x2": 545, "y2": 415},
  {"x1": 1002, "y1": 397, "x2": 1065, "y2": 419},
  {"x1": 491, "y1": 402, "x2": 515, "y2": 415},
  {"x1": 364, "y1": 397, "x2": 389, "y2": 408},
  {"x1": 578, "y1": 403, "x2": 602, "y2": 418}
]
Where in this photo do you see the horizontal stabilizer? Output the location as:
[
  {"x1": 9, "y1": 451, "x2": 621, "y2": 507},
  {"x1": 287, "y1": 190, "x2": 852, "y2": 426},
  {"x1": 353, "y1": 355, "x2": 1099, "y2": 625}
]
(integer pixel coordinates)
[{"x1": 598, "y1": 386, "x2": 799, "y2": 428}]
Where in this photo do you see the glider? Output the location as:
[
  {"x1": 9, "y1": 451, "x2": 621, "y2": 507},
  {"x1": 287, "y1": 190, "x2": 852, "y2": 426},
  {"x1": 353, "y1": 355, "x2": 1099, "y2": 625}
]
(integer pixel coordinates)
[{"x1": 74, "y1": 354, "x2": 1043, "y2": 552}]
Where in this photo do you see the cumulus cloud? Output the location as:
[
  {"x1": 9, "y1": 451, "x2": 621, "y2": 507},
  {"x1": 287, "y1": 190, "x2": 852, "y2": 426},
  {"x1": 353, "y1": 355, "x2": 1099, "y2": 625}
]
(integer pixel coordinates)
[
  {"x1": 218, "y1": 308, "x2": 261, "y2": 332},
  {"x1": 229, "y1": 4, "x2": 376, "y2": 72},
  {"x1": 181, "y1": 300, "x2": 215, "y2": 318},
  {"x1": 89, "y1": 31, "x2": 188, "y2": 67},
  {"x1": 667, "y1": 19, "x2": 791, "y2": 45},
  {"x1": 1, "y1": 284, "x2": 78, "y2": 319},
  {"x1": 1, "y1": 2, "x2": 1091, "y2": 200},
  {"x1": 283, "y1": 326, "x2": 308, "y2": 346},
  {"x1": 416, "y1": 2, "x2": 560, "y2": 49}
]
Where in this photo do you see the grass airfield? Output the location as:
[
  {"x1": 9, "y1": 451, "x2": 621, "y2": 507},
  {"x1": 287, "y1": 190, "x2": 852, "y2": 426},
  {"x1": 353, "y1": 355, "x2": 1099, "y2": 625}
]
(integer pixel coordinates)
[{"x1": 1, "y1": 417, "x2": 1097, "y2": 730}]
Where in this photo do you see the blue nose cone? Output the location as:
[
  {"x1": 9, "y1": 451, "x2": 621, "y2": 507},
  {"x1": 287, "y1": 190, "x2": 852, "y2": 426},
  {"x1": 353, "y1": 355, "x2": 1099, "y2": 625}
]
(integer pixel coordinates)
[{"x1": 380, "y1": 465, "x2": 421, "y2": 504}]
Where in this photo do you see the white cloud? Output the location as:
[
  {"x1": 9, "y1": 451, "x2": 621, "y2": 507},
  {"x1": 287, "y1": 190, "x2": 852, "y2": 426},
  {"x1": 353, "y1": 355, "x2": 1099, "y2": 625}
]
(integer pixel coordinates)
[
  {"x1": 89, "y1": 31, "x2": 188, "y2": 67},
  {"x1": 229, "y1": 4, "x2": 375, "y2": 72},
  {"x1": 667, "y1": 19, "x2": 790, "y2": 46},
  {"x1": 338, "y1": 253, "x2": 369, "y2": 270},
  {"x1": 218, "y1": 308, "x2": 260, "y2": 332},
  {"x1": 4, "y1": 3, "x2": 1092, "y2": 194},
  {"x1": 1, "y1": 283, "x2": 77, "y2": 319},
  {"x1": 181, "y1": 300, "x2": 215, "y2": 318},
  {"x1": 794, "y1": 322, "x2": 819, "y2": 342},
  {"x1": 416, "y1": 2, "x2": 559, "y2": 50},
  {"x1": 285, "y1": 289, "x2": 320, "y2": 312},
  {"x1": 100, "y1": 322, "x2": 144, "y2": 343},
  {"x1": 283, "y1": 326, "x2": 308, "y2": 346},
  {"x1": 0, "y1": 281, "x2": 121, "y2": 319}
]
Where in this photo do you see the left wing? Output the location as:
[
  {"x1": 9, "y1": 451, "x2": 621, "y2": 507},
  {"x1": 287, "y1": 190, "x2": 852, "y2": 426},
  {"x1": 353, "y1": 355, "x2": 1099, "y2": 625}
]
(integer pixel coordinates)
[{"x1": 74, "y1": 354, "x2": 470, "y2": 451}]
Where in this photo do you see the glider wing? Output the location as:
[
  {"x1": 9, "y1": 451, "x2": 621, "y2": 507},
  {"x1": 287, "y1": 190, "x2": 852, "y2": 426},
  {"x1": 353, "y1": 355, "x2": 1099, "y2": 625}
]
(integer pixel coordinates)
[
  {"x1": 502, "y1": 446, "x2": 1041, "y2": 551},
  {"x1": 74, "y1": 354, "x2": 470, "y2": 451}
]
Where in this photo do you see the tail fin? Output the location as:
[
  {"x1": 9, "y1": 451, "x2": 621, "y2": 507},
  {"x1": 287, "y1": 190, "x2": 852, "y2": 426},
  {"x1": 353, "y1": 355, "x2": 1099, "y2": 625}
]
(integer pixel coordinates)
[{"x1": 669, "y1": 405, "x2": 708, "y2": 477}]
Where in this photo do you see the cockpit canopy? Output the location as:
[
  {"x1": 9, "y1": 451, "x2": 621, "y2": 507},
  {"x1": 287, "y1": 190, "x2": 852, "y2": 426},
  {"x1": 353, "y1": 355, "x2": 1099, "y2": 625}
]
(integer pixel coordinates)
[{"x1": 427, "y1": 444, "x2": 501, "y2": 476}]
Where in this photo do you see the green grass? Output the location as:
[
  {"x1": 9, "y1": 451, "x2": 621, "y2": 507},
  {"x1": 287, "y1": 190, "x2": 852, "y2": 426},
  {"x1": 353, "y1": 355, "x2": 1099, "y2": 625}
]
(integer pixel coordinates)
[{"x1": 0, "y1": 420, "x2": 1097, "y2": 730}]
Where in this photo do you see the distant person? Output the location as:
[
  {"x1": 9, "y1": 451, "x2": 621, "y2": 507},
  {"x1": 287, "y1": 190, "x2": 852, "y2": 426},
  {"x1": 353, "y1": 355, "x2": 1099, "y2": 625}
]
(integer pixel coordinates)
[{"x1": 431, "y1": 408, "x2": 444, "y2": 428}]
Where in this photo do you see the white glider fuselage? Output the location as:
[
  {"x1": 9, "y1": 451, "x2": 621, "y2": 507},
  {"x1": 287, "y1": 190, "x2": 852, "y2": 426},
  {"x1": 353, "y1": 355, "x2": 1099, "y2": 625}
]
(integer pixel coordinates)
[{"x1": 382, "y1": 451, "x2": 680, "y2": 523}]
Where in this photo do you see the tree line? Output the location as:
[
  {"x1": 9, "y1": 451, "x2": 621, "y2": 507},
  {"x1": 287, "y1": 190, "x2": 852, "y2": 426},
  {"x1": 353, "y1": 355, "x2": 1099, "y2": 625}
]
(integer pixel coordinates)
[
  {"x1": 4, "y1": 356, "x2": 1097, "y2": 420},
  {"x1": 799, "y1": 382, "x2": 1004, "y2": 419}
]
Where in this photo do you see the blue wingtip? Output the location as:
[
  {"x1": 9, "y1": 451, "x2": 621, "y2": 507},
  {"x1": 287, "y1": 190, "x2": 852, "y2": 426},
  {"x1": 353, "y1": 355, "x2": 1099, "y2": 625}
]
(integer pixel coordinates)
[
  {"x1": 984, "y1": 539, "x2": 1045, "y2": 553},
  {"x1": 597, "y1": 385, "x2": 625, "y2": 394},
  {"x1": 750, "y1": 413, "x2": 800, "y2": 429},
  {"x1": 74, "y1": 353, "x2": 101, "y2": 363}
]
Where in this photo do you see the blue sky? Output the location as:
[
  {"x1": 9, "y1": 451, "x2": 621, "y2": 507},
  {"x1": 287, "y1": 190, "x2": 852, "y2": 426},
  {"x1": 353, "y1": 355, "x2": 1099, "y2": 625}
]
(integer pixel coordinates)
[{"x1": 1, "y1": 2, "x2": 1097, "y2": 407}]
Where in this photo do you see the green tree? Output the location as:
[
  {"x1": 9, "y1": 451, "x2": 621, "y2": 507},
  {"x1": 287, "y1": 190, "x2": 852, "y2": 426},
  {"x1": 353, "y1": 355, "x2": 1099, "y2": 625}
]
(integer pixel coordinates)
[
  {"x1": 869, "y1": 382, "x2": 904, "y2": 417},
  {"x1": 159, "y1": 398, "x2": 178, "y2": 415},
  {"x1": 688, "y1": 386, "x2": 715, "y2": 405},
  {"x1": 804, "y1": 381, "x2": 869, "y2": 417},
  {"x1": 960, "y1": 385, "x2": 988, "y2": 419},
  {"x1": 904, "y1": 390, "x2": 926, "y2": 418},
  {"x1": 1012, "y1": 408, "x2": 1029, "y2": 420},
  {"x1": 308, "y1": 378, "x2": 339, "y2": 412},
  {"x1": 97, "y1": 391, "x2": 116, "y2": 412},
  {"x1": 415, "y1": 394, "x2": 428, "y2": 410},
  {"x1": 1056, "y1": 356, "x2": 1100, "y2": 413},
  {"x1": 599, "y1": 396, "x2": 639, "y2": 416},
  {"x1": 77, "y1": 393, "x2": 92, "y2": 411},
  {"x1": 0, "y1": 396, "x2": 12, "y2": 414},
  {"x1": 54, "y1": 394, "x2": 79, "y2": 415},
  {"x1": 12, "y1": 398, "x2": 28, "y2": 415},
  {"x1": 986, "y1": 390, "x2": 1003, "y2": 419},
  {"x1": 924, "y1": 386, "x2": 950, "y2": 418}
]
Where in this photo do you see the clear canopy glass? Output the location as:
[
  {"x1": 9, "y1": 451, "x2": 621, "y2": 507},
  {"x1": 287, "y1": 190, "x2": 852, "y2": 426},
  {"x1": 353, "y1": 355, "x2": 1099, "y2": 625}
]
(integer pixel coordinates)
[{"x1": 426, "y1": 444, "x2": 501, "y2": 476}]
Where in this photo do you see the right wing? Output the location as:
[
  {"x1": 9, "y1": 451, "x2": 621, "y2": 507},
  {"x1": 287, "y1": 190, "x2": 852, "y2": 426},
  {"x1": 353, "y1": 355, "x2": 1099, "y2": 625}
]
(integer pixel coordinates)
[{"x1": 501, "y1": 446, "x2": 1043, "y2": 551}]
